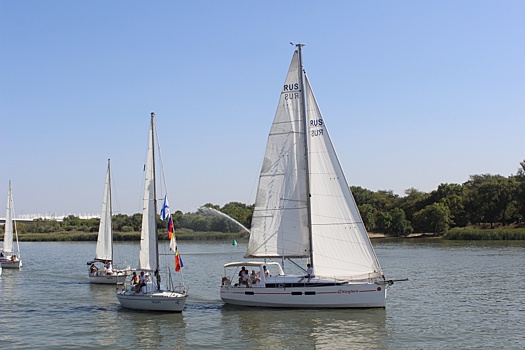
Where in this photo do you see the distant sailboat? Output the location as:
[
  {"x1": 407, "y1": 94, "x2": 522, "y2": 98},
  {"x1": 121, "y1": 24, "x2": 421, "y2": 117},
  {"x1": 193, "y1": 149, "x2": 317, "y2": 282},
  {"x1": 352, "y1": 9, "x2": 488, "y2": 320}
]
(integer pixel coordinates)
[
  {"x1": 116, "y1": 113, "x2": 188, "y2": 312},
  {"x1": 220, "y1": 45, "x2": 403, "y2": 308},
  {"x1": 87, "y1": 159, "x2": 130, "y2": 284},
  {"x1": 1, "y1": 181, "x2": 22, "y2": 269}
]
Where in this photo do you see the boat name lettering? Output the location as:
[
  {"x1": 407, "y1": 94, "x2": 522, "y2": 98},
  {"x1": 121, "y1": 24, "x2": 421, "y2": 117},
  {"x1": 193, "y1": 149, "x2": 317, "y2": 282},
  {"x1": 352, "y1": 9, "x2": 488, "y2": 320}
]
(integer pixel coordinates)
[{"x1": 337, "y1": 289, "x2": 359, "y2": 294}]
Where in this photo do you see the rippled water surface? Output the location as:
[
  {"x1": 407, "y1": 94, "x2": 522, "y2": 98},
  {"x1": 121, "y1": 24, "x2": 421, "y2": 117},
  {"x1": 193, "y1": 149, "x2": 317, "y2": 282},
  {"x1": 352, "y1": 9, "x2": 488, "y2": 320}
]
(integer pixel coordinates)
[{"x1": 0, "y1": 240, "x2": 523, "y2": 349}]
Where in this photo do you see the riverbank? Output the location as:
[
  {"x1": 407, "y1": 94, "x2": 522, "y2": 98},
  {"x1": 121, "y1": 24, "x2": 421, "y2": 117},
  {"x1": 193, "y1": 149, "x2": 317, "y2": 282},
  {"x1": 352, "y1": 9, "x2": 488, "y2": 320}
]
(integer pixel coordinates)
[
  {"x1": 3, "y1": 227, "x2": 525, "y2": 242},
  {"x1": 5, "y1": 230, "x2": 250, "y2": 242}
]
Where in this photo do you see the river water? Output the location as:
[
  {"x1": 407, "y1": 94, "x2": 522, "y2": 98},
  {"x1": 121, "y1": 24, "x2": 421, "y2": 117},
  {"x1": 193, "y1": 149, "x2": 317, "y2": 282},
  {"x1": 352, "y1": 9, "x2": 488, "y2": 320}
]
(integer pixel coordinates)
[{"x1": 0, "y1": 240, "x2": 523, "y2": 349}]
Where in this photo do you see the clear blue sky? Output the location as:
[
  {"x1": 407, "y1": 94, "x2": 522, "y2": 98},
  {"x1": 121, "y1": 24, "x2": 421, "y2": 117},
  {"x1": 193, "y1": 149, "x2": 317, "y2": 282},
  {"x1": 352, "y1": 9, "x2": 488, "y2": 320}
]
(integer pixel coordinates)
[{"x1": 1, "y1": 1, "x2": 524, "y2": 216}]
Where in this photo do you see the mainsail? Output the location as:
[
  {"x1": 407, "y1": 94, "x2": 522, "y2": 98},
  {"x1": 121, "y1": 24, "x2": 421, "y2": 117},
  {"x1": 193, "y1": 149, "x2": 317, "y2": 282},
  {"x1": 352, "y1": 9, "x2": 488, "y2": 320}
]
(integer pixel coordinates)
[
  {"x1": 247, "y1": 51, "x2": 310, "y2": 258},
  {"x1": 95, "y1": 160, "x2": 113, "y2": 262}
]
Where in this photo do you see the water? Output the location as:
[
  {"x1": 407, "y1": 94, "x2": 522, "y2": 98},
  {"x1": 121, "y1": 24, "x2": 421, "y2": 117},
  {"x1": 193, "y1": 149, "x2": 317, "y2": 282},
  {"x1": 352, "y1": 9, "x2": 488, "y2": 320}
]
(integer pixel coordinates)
[{"x1": 0, "y1": 240, "x2": 524, "y2": 349}]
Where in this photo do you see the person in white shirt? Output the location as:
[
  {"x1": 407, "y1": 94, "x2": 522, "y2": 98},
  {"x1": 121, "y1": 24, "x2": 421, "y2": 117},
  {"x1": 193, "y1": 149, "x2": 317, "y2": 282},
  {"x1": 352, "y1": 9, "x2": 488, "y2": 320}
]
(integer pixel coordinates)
[{"x1": 298, "y1": 263, "x2": 313, "y2": 283}]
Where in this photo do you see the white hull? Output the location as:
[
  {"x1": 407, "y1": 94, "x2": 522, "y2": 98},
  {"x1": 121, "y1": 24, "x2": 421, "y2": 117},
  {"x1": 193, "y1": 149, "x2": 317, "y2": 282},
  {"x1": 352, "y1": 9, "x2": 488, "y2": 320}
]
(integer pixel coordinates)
[
  {"x1": 116, "y1": 289, "x2": 187, "y2": 312},
  {"x1": 221, "y1": 278, "x2": 387, "y2": 308},
  {"x1": 89, "y1": 271, "x2": 128, "y2": 284},
  {"x1": 0, "y1": 258, "x2": 22, "y2": 269}
]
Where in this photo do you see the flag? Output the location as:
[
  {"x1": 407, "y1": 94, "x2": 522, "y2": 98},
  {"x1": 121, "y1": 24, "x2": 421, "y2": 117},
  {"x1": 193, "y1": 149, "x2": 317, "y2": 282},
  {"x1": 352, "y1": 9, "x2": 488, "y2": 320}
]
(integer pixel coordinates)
[
  {"x1": 160, "y1": 195, "x2": 170, "y2": 220},
  {"x1": 167, "y1": 216, "x2": 174, "y2": 239},
  {"x1": 175, "y1": 246, "x2": 183, "y2": 272},
  {"x1": 169, "y1": 234, "x2": 176, "y2": 251}
]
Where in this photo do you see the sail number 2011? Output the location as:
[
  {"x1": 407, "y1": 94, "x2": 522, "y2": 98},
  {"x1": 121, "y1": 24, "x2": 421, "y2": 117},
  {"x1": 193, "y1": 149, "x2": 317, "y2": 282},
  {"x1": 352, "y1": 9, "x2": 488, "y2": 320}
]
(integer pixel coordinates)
[{"x1": 310, "y1": 119, "x2": 324, "y2": 137}]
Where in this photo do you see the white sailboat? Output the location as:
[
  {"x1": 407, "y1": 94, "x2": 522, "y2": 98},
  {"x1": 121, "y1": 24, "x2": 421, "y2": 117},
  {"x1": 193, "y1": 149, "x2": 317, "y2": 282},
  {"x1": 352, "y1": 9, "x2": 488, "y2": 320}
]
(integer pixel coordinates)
[
  {"x1": 87, "y1": 159, "x2": 130, "y2": 284},
  {"x1": 1, "y1": 181, "x2": 22, "y2": 269},
  {"x1": 116, "y1": 113, "x2": 188, "y2": 312},
  {"x1": 220, "y1": 45, "x2": 402, "y2": 308}
]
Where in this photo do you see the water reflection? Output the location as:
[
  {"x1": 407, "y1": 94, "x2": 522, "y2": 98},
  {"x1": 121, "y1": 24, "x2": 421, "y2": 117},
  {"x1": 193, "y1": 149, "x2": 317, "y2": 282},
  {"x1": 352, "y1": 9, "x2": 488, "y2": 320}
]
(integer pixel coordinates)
[
  {"x1": 220, "y1": 306, "x2": 386, "y2": 350},
  {"x1": 117, "y1": 311, "x2": 187, "y2": 349}
]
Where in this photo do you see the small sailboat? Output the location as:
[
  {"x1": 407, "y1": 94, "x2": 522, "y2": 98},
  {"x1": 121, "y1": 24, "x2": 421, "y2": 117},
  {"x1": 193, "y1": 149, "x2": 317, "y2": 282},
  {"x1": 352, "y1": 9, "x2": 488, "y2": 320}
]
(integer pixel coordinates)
[
  {"x1": 116, "y1": 113, "x2": 188, "y2": 312},
  {"x1": 87, "y1": 159, "x2": 130, "y2": 284},
  {"x1": 1, "y1": 181, "x2": 22, "y2": 269},
  {"x1": 220, "y1": 45, "x2": 402, "y2": 308}
]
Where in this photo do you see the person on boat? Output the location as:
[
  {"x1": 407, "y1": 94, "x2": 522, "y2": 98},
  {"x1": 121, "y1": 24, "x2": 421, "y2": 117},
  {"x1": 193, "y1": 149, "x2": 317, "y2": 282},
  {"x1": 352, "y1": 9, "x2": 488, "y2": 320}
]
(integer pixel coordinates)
[
  {"x1": 263, "y1": 265, "x2": 270, "y2": 278},
  {"x1": 241, "y1": 269, "x2": 250, "y2": 287},
  {"x1": 221, "y1": 276, "x2": 230, "y2": 286},
  {"x1": 136, "y1": 271, "x2": 148, "y2": 292},
  {"x1": 238, "y1": 266, "x2": 246, "y2": 285},
  {"x1": 11, "y1": 254, "x2": 16, "y2": 263},
  {"x1": 298, "y1": 263, "x2": 314, "y2": 283},
  {"x1": 90, "y1": 264, "x2": 98, "y2": 274},
  {"x1": 130, "y1": 272, "x2": 139, "y2": 286},
  {"x1": 250, "y1": 270, "x2": 259, "y2": 285},
  {"x1": 105, "y1": 261, "x2": 113, "y2": 275}
]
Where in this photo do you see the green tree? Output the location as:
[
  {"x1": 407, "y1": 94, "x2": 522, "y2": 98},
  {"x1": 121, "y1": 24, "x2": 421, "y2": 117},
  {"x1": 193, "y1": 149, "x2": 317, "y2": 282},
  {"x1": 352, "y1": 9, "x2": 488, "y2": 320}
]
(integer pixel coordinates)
[
  {"x1": 413, "y1": 202, "x2": 451, "y2": 234},
  {"x1": 387, "y1": 208, "x2": 413, "y2": 236},
  {"x1": 358, "y1": 203, "x2": 377, "y2": 232},
  {"x1": 399, "y1": 188, "x2": 430, "y2": 222}
]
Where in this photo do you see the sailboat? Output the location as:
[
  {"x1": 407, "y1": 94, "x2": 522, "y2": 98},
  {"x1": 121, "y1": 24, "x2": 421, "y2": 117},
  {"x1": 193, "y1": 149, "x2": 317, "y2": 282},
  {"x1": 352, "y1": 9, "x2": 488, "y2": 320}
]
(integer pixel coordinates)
[
  {"x1": 87, "y1": 159, "x2": 130, "y2": 284},
  {"x1": 116, "y1": 113, "x2": 188, "y2": 312},
  {"x1": 220, "y1": 45, "x2": 401, "y2": 308},
  {"x1": 1, "y1": 181, "x2": 22, "y2": 269}
]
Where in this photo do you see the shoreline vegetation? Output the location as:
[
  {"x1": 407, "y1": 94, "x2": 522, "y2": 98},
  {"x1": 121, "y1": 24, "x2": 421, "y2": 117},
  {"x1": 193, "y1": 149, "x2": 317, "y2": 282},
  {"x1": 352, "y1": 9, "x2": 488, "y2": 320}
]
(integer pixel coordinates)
[{"x1": 4, "y1": 227, "x2": 525, "y2": 242}]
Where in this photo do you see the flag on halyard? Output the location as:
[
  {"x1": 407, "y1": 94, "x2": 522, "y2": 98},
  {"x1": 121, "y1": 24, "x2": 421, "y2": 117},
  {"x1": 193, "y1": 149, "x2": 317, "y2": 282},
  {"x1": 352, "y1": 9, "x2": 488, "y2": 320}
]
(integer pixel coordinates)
[
  {"x1": 175, "y1": 246, "x2": 183, "y2": 272},
  {"x1": 169, "y1": 234, "x2": 176, "y2": 251},
  {"x1": 167, "y1": 216, "x2": 174, "y2": 239},
  {"x1": 160, "y1": 195, "x2": 170, "y2": 220}
]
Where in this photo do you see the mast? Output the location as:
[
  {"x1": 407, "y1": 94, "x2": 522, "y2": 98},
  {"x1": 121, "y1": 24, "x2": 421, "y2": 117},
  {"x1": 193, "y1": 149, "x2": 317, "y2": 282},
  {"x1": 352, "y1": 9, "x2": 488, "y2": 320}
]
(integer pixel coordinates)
[
  {"x1": 151, "y1": 112, "x2": 161, "y2": 290},
  {"x1": 296, "y1": 43, "x2": 315, "y2": 267}
]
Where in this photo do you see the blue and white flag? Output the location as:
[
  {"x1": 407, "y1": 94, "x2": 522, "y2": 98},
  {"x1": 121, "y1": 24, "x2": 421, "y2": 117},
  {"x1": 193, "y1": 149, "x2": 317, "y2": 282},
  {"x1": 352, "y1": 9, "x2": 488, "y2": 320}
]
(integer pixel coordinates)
[{"x1": 160, "y1": 195, "x2": 170, "y2": 221}]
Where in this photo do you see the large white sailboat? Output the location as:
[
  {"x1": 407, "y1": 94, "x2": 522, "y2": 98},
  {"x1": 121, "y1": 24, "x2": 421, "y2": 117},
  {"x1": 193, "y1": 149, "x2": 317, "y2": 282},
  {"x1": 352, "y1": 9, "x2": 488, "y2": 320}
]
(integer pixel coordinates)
[
  {"x1": 220, "y1": 45, "x2": 401, "y2": 308},
  {"x1": 116, "y1": 113, "x2": 188, "y2": 312},
  {"x1": 1, "y1": 181, "x2": 22, "y2": 269},
  {"x1": 87, "y1": 159, "x2": 130, "y2": 284}
]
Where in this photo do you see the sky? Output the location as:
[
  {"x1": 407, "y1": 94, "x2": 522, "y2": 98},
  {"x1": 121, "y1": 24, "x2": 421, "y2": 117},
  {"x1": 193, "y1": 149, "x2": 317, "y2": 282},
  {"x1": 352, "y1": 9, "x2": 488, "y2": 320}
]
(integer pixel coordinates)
[{"x1": 1, "y1": 1, "x2": 524, "y2": 217}]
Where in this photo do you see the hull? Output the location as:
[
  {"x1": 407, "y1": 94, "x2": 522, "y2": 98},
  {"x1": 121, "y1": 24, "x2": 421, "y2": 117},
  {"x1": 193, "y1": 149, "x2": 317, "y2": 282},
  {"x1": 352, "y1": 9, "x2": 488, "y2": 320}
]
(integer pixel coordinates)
[
  {"x1": 0, "y1": 258, "x2": 22, "y2": 269},
  {"x1": 89, "y1": 271, "x2": 128, "y2": 284},
  {"x1": 116, "y1": 290, "x2": 187, "y2": 312},
  {"x1": 220, "y1": 281, "x2": 387, "y2": 308}
]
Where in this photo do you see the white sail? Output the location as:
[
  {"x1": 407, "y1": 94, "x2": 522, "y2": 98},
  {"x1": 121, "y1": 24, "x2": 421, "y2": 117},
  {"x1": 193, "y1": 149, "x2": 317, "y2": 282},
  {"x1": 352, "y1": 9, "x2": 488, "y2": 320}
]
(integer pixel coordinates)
[
  {"x1": 305, "y1": 76, "x2": 383, "y2": 279},
  {"x1": 95, "y1": 160, "x2": 113, "y2": 262},
  {"x1": 3, "y1": 181, "x2": 14, "y2": 254},
  {"x1": 138, "y1": 123, "x2": 158, "y2": 271},
  {"x1": 247, "y1": 51, "x2": 310, "y2": 258}
]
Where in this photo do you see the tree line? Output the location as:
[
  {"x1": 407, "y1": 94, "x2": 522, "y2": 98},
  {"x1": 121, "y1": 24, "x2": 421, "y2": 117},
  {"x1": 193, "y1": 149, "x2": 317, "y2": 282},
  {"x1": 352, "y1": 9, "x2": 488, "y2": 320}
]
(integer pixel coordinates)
[{"x1": 7, "y1": 160, "x2": 525, "y2": 237}]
